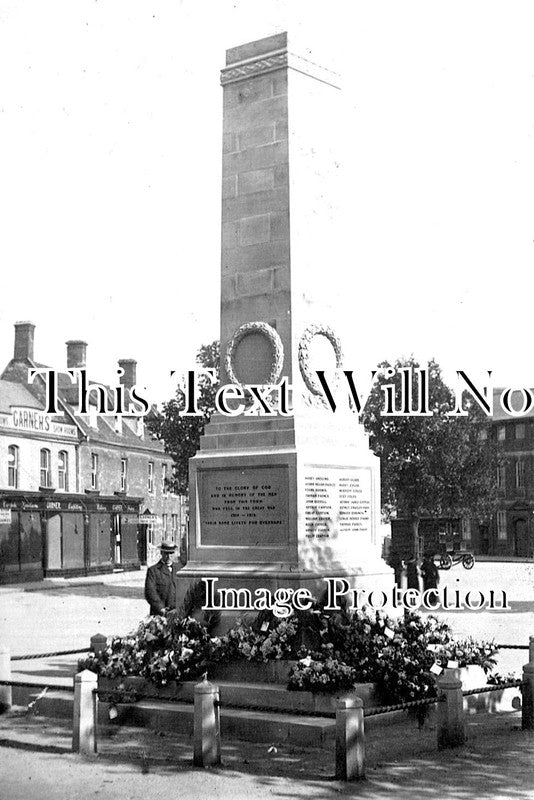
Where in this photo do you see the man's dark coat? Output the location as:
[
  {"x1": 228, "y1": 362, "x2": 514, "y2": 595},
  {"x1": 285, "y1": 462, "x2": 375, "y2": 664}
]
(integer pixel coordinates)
[{"x1": 144, "y1": 560, "x2": 177, "y2": 615}]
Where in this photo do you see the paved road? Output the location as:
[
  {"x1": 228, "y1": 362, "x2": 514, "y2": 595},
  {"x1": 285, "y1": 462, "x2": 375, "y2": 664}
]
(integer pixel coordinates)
[
  {"x1": 0, "y1": 571, "x2": 148, "y2": 657},
  {"x1": 0, "y1": 703, "x2": 533, "y2": 800},
  {"x1": 429, "y1": 561, "x2": 534, "y2": 675}
]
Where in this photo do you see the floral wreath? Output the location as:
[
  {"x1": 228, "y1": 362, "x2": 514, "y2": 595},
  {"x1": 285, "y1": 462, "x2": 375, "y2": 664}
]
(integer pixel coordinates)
[
  {"x1": 298, "y1": 324, "x2": 343, "y2": 396},
  {"x1": 225, "y1": 321, "x2": 284, "y2": 388}
]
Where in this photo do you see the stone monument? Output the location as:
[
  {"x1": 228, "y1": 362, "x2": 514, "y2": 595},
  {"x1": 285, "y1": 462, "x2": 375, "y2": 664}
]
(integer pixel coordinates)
[{"x1": 178, "y1": 32, "x2": 392, "y2": 605}]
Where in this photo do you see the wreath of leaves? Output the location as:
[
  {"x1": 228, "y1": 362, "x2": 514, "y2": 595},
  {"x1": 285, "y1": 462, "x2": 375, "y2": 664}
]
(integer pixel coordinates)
[
  {"x1": 225, "y1": 321, "x2": 284, "y2": 388},
  {"x1": 297, "y1": 323, "x2": 343, "y2": 396}
]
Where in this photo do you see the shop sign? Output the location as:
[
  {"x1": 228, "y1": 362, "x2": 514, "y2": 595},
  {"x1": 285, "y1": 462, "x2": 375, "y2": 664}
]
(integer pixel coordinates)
[
  {"x1": 0, "y1": 407, "x2": 78, "y2": 439},
  {"x1": 0, "y1": 508, "x2": 12, "y2": 524}
]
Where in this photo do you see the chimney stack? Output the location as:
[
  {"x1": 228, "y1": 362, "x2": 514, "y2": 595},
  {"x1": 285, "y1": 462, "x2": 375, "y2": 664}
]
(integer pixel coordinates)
[
  {"x1": 118, "y1": 359, "x2": 137, "y2": 393},
  {"x1": 66, "y1": 340, "x2": 87, "y2": 369},
  {"x1": 14, "y1": 321, "x2": 35, "y2": 361}
]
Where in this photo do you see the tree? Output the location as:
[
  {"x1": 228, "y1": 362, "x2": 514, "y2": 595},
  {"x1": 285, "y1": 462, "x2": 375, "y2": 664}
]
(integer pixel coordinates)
[
  {"x1": 146, "y1": 341, "x2": 220, "y2": 494},
  {"x1": 360, "y1": 357, "x2": 498, "y2": 557}
]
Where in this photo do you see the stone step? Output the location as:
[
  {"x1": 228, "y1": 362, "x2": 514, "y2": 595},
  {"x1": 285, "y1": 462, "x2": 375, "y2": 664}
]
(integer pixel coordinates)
[
  {"x1": 14, "y1": 684, "x2": 411, "y2": 748},
  {"x1": 100, "y1": 677, "x2": 378, "y2": 715},
  {"x1": 18, "y1": 690, "x2": 336, "y2": 747}
]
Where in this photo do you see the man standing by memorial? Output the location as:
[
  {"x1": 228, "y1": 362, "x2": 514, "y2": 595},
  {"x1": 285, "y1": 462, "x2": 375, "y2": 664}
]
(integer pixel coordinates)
[{"x1": 144, "y1": 542, "x2": 177, "y2": 616}]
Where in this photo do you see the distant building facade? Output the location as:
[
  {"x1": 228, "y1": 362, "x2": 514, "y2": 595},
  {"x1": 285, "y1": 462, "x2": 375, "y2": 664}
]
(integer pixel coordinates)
[
  {"x1": 484, "y1": 394, "x2": 534, "y2": 558},
  {"x1": 391, "y1": 389, "x2": 534, "y2": 561},
  {"x1": 0, "y1": 322, "x2": 185, "y2": 583}
]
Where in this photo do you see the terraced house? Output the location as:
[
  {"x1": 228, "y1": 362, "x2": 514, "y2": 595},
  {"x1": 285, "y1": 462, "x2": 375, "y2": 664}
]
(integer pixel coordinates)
[{"x1": 0, "y1": 321, "x2": 185, "y2": 583}]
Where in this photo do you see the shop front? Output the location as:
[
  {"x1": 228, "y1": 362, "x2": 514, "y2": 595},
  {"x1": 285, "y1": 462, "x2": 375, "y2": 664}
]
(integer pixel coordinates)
[{"x1": 0, "y1": 491, "x2": 142, "y2": 583}]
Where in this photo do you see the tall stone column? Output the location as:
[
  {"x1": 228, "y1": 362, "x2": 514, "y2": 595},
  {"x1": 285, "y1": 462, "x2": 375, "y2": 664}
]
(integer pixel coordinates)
[{"x1": 180, "y1": 33, "x2": 392, "y2": 603}]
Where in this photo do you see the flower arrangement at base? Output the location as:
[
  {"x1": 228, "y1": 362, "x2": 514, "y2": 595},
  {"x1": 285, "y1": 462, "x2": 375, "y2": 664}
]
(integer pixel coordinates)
[
  {"x1": 287, "y1": 655, "x2": 357, "y2": 692},
  {"x1": 287, "y1": 609, "x2": 497, "y2": 710},
  {"x1": 78, "y1": 612, "x2": 212, "y2": 685},
  {"x1": 78, "y1": 603, "x2": 498, "y2": 713},
  {"x1": 212, "y1": 612, "x2": 301, "y2": 662}
]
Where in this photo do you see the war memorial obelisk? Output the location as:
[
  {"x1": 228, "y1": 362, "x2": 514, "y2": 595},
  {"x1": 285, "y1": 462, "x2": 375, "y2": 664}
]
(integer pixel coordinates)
[{"x1": 179, "y1": 32, "x2": 392, "y2": 601}]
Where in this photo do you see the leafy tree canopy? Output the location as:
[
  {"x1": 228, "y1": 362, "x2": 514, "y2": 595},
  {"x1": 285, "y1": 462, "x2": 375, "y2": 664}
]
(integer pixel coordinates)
[
  {"x1": 146, "y1": 341, "x2": 220, "y2": 494},
  {"x1": 361, "y1": 357, "x2": 498, "y2": 529}
]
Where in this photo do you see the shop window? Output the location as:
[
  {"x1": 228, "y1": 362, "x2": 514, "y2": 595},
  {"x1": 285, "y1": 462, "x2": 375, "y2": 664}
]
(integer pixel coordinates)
[
  {"x1": 8, "y1": 445, "x2": 18, "y2": 488},
  {"x1": 91, "y1": 453, "x2": 99, "y2": 490},
  {"x1": 40, "y1": 449, "x2": 51, "y2": 488},
  {"x1": 58, "y1": 451, "x2": 69, "y2": 491},
  {"x1": 147, "y1": 522, "x2": 155, "y2": 545}
]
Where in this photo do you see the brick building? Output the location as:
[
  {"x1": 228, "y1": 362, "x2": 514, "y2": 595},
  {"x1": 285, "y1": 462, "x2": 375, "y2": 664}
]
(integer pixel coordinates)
[
  {"x1": 0, "y1": 322, "x2": 185, "y2": 583},
  {"x1": 481, "y1": 391, "x2": 534, "y2": 558},
  {"x1": 391, "y1": 388, "x2": 534, "y2": 561}
]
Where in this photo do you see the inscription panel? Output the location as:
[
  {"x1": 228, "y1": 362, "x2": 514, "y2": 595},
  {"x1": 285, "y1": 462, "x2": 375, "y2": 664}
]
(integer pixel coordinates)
[
  {"x1": 304, "y1": 467, "x2": 372, "y2": 541},
  {"x1": 198, "y1": 466, "x2": 289, "y2": 547}
]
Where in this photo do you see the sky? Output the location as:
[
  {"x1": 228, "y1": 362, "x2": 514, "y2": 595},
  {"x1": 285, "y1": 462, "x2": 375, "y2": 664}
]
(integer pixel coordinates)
[{"x1": 0, "y1": 1, "x2": 533, "y2": 405}]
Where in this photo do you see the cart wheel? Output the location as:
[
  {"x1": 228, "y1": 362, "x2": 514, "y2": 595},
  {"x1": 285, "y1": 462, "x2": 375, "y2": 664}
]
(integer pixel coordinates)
[
  {"x1": 462, "y1": 554, "x2": 475, "y2": 570},
  {"x1": 439, "y1": 554, "x2": 453, "y2": 570}
]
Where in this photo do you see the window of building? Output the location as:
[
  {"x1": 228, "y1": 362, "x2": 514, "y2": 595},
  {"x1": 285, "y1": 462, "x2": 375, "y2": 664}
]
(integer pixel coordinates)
[
  {"x1": 58, "y1": 451, "x2": 69, "y2": 491},
  {"x1": 162, "y1": 463, "x2": 167, "y2": 495},
  {"x1": 162, "y1": 514, "x2": 168, "y2": 539},
  {"x1": 120, "y1": 458, "x2": 128, "y2": 492},
  {"x1": 40, "y1": 449, "x2": 51, "y2": 488},
  {"x1": 497, "y1": 426, "x2": 506, "y2": 442},
  {"x1": 462, "y1": 518, "x2": 471, "y2": 541},
  {"x1": 516, "y1": 459, "x2": 525, "y2": 489},
  {"x1": 497, "y1": 463, "x2": 506, "y2": 490},
  {"x1": 516, "y1": 423, "x2": 526, "y2": 440},
  {"x1": 171, "y1": 514, "x2": 178, "y2": 543},
  {"x1": 91, "y1": 453, "x2": 99, "y2": 490},
  {"x1": 497, "y1": 510, "x2": 507, "y2": 539},
  {"x1": 8, "y1": 445, "x2": 18, "y2": 488},
  {"x1": 148, "y1": 462, "x2": 154, "y2": 493},
  {"x1": 479, "y1": 428, "x2": 488, "y2": 441}
]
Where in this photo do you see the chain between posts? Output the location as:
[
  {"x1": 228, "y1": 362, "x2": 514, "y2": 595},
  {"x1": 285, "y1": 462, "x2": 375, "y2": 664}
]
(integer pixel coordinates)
[
  {"x1": 91, "y1": 677, "x2": 526, "y2": 718},
  {"x1": 11, "y1": 649, "x2": 91, "y2": 660},
  {"x1": 462, "y1": 680, "x2": 524, "y2": 697},
  {"x1": 0, "y1": 679, "x2": 74, "y2": 691}
]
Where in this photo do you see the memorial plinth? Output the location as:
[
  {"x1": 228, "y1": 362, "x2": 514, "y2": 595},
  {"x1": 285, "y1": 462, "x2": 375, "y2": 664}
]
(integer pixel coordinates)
[{"x1": 178, "y1": 32, "x2": 392, "y2": 604}]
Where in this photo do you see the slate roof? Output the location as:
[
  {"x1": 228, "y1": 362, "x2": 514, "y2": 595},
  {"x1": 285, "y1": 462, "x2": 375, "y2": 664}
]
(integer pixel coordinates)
[
  {"x1": 0, "y1": 357, "x2": 167, "y2": 455},
  {"x1": 491, "y1": 388, "x2": 534, "y2": 422},
  {"x1": 0, "y1": 380, "x2": 44, "y2": 414}
]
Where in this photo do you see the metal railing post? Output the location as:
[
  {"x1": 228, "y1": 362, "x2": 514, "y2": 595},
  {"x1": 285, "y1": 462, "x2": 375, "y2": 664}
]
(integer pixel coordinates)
[{"x1": 335, "y1": 697, "x2": 365, "y2": 781}]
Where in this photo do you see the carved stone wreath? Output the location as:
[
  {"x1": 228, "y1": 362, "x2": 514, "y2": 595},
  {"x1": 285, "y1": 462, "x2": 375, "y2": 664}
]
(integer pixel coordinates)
[
  {"x1": 225, "y1": 321, "x2": 284, "y2": 388},
  {"x1": 298, "y1": 324, "x2": 343, "y2": 396}
]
